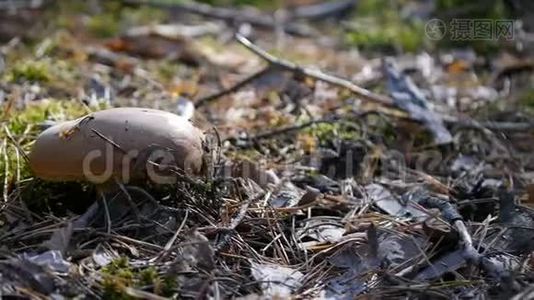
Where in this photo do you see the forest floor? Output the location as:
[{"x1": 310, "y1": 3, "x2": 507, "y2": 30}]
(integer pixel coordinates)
[{"x1": 2, "y1": 0, "x2": 534, "y2": 299}]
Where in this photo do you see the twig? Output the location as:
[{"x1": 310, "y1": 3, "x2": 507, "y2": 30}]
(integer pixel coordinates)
[
  {"x1": 229, "y1": 198, "x2": 252, "y2": 229},
  {"x1": 195, "y1": 68, "x2": 270, "y2": 108},
  {"x1": 165, "y1": 209, "x2": 189, "y2": 250},
  {"x1": 99, "y1": 233, "x2": 164, "y2": 250},
  {"x1": 212, "y1": 193, "x2": 261, "y2": 253},
  {"x1": 448, "y1": 117, "x2": 534, "y2": 132},
  {"x1": 234, "y1": 35, "x2": 525, "y2": 142},
  {"x1": 115, "y1": 180, "x2": 142, "y2": 223},
  {"x1": 98, "y1": 190, "x2": 112, "y2": 234},
  {"x1": 123, "y1": 0, "x2": 313, "y2": 36},
  {"x1": 150, "y1": 209, "x2": 190, "y2": 262},
  {"x1": 90, "y1": 128, "x2": 127, "y2": 154},
  {"x1": 235, "y1": 34, "x2": 394, "y2": 106},
  {"x1": 417, "y1": 195, "x2": 510, "y2": 281},
  {"x1": 291, "y1": 0, "x2": 357, "y2": 20}
]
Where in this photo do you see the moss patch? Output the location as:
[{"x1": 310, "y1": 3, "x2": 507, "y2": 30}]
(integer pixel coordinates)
[
  {"x1": 304, "y1": 122, "x2": 362, "y2": 146},
  {"x1": 345, "y1": 0, "x2": 425, "y2": 53},
  {"x1": 101, "y1": 257, "x2": 177, "y2": 299},
  {"x1": 519, "y1": 88, "x2": 534, "y2": 111},
  {"x1": 0, "y1": 100, "x2": 91, "y2": 189},
  {"x1": 6, "y1": 60, "x2": 52, "y2": 83},
  {"x1": 87, "y1": 13, "x2": 121, "y2": 38}
]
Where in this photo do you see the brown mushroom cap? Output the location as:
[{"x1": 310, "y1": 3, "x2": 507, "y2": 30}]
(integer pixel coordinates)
[{"x1": 29, "y1": 107, "x2": 205, "y2": 184}]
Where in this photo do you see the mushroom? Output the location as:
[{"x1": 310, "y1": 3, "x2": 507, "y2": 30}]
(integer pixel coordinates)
[
  {"x1": 30, "y1": 107, "x2": 206, "y2": 185},
  {"x1": 30, "y1": 107, "x2": 207, "y2": 235}
]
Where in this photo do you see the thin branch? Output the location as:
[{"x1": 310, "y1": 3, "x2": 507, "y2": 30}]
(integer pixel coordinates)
[
  {"x1": 448, "y1": 118, "x2": 534, "y2": 131},
  {"x1": 90, "y1": 128, "x2": 127, "y2": 154},
  {"x1": 291, "y1": 0, "x2": 357, "y2": 20},
  {"x1": 195, "y1": 67, "x2": 270, "y2": 108},
  {"x1": 123, "y1": 0, "x2": 314, "y2": 36},
  {"x1": 235, "y1": 34, "x2": 394, "y2": 106}
]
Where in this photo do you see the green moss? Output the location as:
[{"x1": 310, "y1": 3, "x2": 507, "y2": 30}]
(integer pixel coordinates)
[
  {"x1": 304, "y1": 122, "x2": 361, "y2": 144},
  {"x1": 120, "y1": 6, "x2": 168, "y2": 27},
  {"x1": 345, "y1": 0, "x2": 425, "y2": 53},
  {"x1": 52, "y1": 0, "x2": 90, "y2": 30},
  {"x1": 157, "y1": 61, "x2": 183, "y2": 82},
  {"x1": 103, "y1": 258, "x2": 134, "y2": 281},
  {"x1": 347, "y1": 0, "x2": 510, "y2": 54},
  {"x1": 226, "y1": 148, "x2": 262, "y2": 161},
  {"x1": 7, "y1": 60, "x2": 51, "y2": 83},
  {"x1": 85, "y1": 1, "x2": 168, "y2": 38},
  {"x1": 87, "y1": 13, "x2": 121, "y2": 38},
  {"x1": 6, "y1": 100, "x2": 89, "y2": 134},
  {"x1": 0, "y1": 100, "x2": 90, "y2": 188},
  {"x1": 101, "y1": 257, "x2": 135, "y2": 300},
  {"x1": 519, "y1": 88, "x2": 534, "y2": 110},
  {"x1": 139, "y1": 267, "x2": 159, "y2": 286},
  {"x1": 3, "y1": 56, "x2": 83, "y2": 93},
  {"x1": 101, "y1": 257, "x2": 178, "y2": 299},
  {"x1": 363, "y1": 114, "x2": 397, "y2": 144},
  {"x1": 346, "y1": 19, "x2": 425, "y2": 53}
]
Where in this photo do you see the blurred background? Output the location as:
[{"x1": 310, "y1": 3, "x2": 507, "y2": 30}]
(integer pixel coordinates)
[{"x1": 2, "y1": 0, "x2": 534, "y2": 299}]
